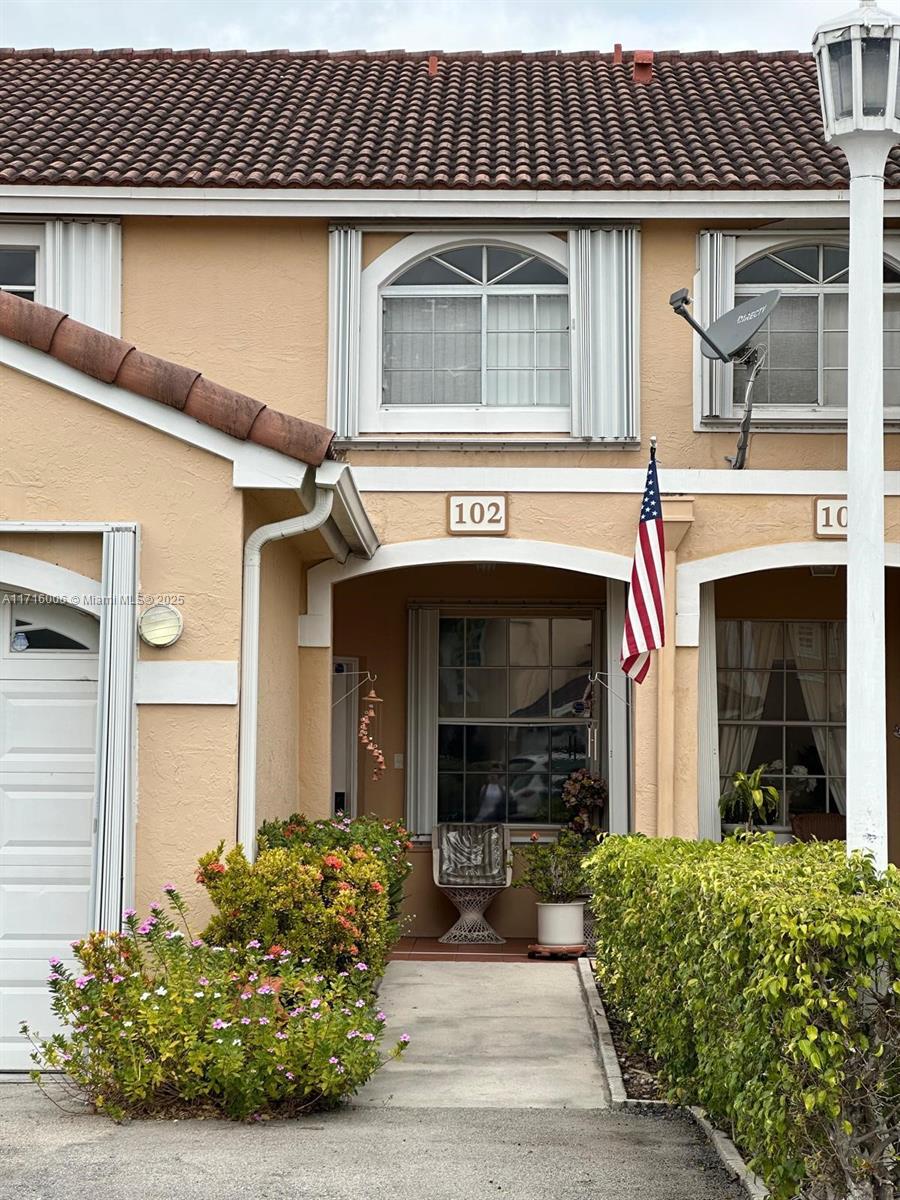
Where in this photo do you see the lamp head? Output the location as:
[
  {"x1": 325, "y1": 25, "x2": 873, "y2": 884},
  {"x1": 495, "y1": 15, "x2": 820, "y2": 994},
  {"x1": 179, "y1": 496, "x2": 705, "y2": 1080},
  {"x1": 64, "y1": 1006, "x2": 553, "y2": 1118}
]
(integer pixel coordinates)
[{"x1": 813, "y1": 0, "x2": 900, "y2": 143}]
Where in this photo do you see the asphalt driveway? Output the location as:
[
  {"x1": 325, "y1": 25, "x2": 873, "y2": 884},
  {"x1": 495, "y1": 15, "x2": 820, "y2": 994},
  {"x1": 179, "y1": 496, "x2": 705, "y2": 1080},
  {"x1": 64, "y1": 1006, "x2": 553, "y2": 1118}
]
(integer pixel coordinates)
[{"x1": 0, "y1": 961, "x2": 743, "y2": 1199}]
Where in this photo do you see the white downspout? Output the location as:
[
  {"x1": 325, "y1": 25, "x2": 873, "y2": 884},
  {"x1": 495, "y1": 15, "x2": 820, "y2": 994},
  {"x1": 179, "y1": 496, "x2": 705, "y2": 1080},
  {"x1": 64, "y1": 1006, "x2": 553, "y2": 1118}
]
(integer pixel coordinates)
[{"x1": 237, "y1": 484, "x2": 335, "y2": 855}]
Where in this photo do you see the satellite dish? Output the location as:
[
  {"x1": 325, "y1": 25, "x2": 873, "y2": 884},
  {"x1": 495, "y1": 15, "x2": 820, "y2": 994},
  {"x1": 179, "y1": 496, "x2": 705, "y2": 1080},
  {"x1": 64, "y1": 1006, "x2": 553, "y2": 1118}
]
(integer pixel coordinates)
[
  {"x1": 668, "y1": 285, "x2": 782, "y2": 472},
  {"x1": 700, "y1": 290, "x2": 781, "y2": 361}
]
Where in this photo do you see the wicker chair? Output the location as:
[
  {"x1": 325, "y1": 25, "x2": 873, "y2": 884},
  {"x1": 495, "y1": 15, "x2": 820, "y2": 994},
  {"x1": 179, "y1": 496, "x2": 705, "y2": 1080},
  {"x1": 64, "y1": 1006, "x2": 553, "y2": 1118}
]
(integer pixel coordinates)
[
  {"x1": 432, "y1": 823, "x2": 512, "y2": 944},
  {"x1": 790, "y1": 812, "x2": 847, "y2": 843}
]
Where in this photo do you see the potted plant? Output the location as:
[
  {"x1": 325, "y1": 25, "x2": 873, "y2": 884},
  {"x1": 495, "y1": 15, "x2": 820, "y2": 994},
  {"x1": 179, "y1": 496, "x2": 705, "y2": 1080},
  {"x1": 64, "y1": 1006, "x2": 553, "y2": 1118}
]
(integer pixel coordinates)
[
  {"x1": 514, "y1": 830, "x2": 587, "y2": 946},
  {"x1": 719, "y1": 763, "x2": 780, "y2": 832}
]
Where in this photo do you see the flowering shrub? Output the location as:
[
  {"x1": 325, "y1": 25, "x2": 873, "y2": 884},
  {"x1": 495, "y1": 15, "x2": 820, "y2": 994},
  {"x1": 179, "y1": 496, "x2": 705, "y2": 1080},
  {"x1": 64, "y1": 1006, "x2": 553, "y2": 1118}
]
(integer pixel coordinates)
[
  {"x1": 198, "y1": 840, "x2": 395, "y2": 978},
  {"x1": 23, "y1": 889, "x2": 407, "y2": 1122},
  {"x1": 257, "y1": 813, "x2": 412, "y2": 925},
  {"x1": 585, "y1": 835, "x2": 900, "y2": 1199}
]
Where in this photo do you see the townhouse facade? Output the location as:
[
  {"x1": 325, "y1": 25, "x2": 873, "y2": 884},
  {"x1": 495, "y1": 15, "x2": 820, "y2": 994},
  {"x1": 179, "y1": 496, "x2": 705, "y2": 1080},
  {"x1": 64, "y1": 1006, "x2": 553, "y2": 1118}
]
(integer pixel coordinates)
[{"x1": 0, "y1": 47, "x2": 898, "y2": 1068}]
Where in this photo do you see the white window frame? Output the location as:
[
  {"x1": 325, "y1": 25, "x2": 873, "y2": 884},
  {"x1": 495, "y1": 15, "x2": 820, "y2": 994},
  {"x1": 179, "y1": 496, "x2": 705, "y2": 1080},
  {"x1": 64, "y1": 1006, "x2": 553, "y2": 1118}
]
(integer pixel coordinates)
[
  {"x1": 0, "y1": 218, "x2": 121, "y2": 334},
  {"x1": 0, "y1": 222, "x2": 46, "y2": 301},
  {"x1": 360, "y1": 232, "x2": 573, "y2": 435},
  {"x1": 695, "y1": 229, "x2": 900, "y2": 428}
]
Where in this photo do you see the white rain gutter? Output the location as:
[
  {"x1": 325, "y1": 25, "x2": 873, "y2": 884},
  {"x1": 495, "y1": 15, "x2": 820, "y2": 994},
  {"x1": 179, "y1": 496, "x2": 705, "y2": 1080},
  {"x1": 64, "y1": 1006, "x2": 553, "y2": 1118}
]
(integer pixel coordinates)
[{"x1": 237, "y1": 482, "x2": 335, "y2": 854}]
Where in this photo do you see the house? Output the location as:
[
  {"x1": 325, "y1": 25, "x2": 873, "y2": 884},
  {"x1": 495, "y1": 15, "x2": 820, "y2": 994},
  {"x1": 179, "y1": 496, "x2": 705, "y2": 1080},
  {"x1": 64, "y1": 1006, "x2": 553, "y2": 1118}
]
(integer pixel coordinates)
[{"x1": 0, "y1": 46, "x2": 898, "y2": 1069}]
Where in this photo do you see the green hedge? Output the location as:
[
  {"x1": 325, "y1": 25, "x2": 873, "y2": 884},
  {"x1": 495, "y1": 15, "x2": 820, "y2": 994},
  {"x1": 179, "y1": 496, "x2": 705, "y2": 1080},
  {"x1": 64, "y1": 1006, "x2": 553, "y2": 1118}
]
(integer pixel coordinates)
[{"x1": 584, "y1": 835, "x2": 900, "y2": 1199}]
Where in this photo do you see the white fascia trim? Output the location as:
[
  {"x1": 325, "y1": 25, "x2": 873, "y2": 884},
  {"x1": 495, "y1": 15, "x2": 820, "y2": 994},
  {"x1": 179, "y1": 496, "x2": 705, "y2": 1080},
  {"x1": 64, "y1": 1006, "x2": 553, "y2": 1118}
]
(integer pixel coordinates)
[
  {"x1": 1, "y1": 185, "x2": 899, "y2": 219},
  {"x1": 134, "y1": 660, "x2": 238, "y2": 705},
  {"x1": 312, "y1": 461, "x2": 381, "y2": 559},
  {"x1": 1, "y1": 336, "x2": 314, "y2": 490},
  {"x1": 676, "y1": 540, "x2": 900, "y2": 646},
  {"x1": 0, "y1": 548, "x2": 101, "y2": 613},
  {"x1": 348, "y1": 465, "x2": 900, "y2": 497},
  {"x1": 299, "y1": 536, "x2": 633, "y2": 647}
]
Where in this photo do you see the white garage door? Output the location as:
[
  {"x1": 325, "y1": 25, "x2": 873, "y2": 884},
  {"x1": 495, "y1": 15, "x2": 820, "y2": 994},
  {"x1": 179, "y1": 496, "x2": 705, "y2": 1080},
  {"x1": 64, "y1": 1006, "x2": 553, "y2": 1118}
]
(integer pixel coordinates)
[{"x1": 0, "y1": 596, "x2": 99, "y2": 1071}]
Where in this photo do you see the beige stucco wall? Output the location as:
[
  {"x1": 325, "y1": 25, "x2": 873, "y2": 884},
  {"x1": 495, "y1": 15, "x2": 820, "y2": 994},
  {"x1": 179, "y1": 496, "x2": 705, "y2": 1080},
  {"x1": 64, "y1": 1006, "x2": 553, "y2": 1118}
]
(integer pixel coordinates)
[
  {"x1": 0, "y1": 364, "x2": 245, "y2": 920},
  {"x1": 122, "y1": 217, "x2": 330, "y2": 426}
]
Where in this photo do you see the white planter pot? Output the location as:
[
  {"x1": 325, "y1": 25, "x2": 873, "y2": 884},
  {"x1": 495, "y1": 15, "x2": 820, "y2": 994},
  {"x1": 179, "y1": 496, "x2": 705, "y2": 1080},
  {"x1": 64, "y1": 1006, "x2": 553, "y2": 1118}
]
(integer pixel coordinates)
[{"x1": 536, "y1": 901, "x2": 585, "y2": 947}]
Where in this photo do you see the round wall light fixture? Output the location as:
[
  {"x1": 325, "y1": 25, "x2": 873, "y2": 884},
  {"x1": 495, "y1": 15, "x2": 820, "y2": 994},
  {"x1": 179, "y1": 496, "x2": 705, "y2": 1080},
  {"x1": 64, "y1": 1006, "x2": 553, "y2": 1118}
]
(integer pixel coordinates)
[{"x1": 138, "y1": 603, "x2": 184, "y2": 648}]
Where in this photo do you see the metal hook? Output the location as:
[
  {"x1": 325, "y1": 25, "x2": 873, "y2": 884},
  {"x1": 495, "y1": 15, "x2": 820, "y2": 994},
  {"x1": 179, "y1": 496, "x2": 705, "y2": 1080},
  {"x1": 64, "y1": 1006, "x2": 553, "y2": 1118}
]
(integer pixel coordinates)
[{"x1": 331, "y1": 670, "x2": 378, "y2": 708}]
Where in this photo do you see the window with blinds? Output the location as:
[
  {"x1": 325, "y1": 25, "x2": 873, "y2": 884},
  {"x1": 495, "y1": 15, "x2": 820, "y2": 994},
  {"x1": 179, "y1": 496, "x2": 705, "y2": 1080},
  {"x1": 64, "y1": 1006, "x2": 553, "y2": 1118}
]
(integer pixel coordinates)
[{"x1": 381, "y1": 245, "x2": 570, "y2": 409}]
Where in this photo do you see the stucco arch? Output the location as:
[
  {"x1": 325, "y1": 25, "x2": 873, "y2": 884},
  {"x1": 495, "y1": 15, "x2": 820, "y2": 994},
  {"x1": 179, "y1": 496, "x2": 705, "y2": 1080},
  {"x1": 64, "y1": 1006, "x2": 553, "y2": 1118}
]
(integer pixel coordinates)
[
  {"x1": 299, "y1": 537, "x2": 633, "y2": 647},
  {"x1": 677, "y1": 540, "x2": 900, "y2": 645},
  {"x1": 0, "y1": 549, "x2": 101, "y2": 614}
]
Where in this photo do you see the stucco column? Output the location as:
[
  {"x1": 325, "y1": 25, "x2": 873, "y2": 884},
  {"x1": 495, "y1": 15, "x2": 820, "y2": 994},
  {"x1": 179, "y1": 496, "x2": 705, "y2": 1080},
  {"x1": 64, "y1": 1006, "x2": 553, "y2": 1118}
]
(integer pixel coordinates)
[{"x1": 656, "y1": 497, "x2": 694, "y2": 838}]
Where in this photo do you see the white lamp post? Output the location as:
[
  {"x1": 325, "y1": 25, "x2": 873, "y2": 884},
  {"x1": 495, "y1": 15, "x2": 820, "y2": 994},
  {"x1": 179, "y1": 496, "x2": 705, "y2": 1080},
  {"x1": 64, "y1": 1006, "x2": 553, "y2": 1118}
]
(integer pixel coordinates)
[{"x1": 814, "y1": 0, "x2": 899, "y2": 870}]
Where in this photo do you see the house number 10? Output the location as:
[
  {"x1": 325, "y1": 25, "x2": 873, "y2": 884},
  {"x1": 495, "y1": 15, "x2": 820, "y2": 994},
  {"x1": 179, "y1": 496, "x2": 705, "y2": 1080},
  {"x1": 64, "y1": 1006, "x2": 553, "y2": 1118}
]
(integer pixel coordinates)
[{"x1": 447, "y1": 494, "x2": 508, "y2": 536}]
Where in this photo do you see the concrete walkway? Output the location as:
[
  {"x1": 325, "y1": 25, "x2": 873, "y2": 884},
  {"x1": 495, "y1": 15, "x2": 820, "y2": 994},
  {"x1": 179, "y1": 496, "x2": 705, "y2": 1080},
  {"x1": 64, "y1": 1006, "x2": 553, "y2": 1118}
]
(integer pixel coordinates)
[{"x1": 358, "y1": 960, "x2": 609, "y2": 1107}]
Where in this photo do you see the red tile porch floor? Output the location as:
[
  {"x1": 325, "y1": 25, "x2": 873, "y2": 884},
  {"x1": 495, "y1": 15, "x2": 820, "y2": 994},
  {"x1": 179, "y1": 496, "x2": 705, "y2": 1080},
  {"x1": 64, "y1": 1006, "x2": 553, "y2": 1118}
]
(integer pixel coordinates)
[{"x1": 389, "y1": 937, "x2": 577, "y2": 963}]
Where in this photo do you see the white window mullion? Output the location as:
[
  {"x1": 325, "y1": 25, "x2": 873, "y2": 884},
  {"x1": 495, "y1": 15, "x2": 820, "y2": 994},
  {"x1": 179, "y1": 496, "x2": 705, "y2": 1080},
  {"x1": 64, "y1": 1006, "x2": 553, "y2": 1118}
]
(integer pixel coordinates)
[{"x1": 44, "y1": 218, "x2": 121, "y2": 335}]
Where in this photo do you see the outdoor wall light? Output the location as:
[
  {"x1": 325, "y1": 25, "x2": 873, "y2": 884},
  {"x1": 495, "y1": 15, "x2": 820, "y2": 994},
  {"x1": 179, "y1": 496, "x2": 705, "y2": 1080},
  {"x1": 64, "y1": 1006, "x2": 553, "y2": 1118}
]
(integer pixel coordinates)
[
  {"x1": 138, "y1": 603, "x2": 184, "y2": 648},
  {"x1": 813, "y1": 0, "x2": 900, "y2": 139}
]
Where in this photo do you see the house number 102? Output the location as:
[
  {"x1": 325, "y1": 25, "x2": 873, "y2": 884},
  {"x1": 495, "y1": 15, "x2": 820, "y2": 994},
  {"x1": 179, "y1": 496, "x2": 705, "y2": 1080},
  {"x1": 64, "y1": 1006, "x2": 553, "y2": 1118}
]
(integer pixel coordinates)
[{"x1": 447, "y1": 494, "x2": 508, "y2": 536}]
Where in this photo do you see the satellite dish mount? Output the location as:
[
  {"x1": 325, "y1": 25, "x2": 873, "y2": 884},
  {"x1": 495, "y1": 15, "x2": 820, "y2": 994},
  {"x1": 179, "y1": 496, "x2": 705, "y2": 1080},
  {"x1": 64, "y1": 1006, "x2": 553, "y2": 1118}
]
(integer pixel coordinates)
[{"x1": 668, "y1": 287, "x2": 781, "y2": 469}]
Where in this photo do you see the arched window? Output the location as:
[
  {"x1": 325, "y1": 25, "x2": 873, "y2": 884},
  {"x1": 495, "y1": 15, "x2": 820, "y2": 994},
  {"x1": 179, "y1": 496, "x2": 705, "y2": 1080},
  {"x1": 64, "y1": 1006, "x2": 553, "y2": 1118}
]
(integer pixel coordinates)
[
  {"x1": 733, "y1": 242, "x2": 900, "y2": 408},
  {"x1": 382, "y1": 243, "x2": 569, "y2": 410}
]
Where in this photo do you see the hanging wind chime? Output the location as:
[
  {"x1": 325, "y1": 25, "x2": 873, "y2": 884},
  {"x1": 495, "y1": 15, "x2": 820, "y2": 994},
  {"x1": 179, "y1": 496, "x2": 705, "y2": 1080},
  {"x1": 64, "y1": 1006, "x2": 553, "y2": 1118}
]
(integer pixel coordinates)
[{"x1": 358, "y1": 687, "x2": 385, "y2": 782}]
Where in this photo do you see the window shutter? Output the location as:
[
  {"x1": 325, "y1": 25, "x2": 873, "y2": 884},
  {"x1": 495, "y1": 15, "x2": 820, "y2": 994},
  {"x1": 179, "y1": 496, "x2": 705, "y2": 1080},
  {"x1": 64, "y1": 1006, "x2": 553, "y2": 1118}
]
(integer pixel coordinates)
[
  {"x1": 569, "y1": 226, "x2": 640, "y2": 440},
  {"x1": 45, "y1": 219, "x2": 121, "y2": 335},
  {"x1": 406, "y1": 606, "x2": 439, "y2": 837},
  {"x1": 697, "y1": 231, "x2": 736, "y2": 417},
  {"x1": 327, "y1": 226, "x2": 362, "y2": 437}
]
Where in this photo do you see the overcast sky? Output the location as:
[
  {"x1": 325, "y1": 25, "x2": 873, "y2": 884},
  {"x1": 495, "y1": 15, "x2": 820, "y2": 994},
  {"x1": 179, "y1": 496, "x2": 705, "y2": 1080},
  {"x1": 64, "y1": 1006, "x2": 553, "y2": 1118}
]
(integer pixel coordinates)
[{"x1": 0, "y1": 0, "x2": 845, "y2": 55}]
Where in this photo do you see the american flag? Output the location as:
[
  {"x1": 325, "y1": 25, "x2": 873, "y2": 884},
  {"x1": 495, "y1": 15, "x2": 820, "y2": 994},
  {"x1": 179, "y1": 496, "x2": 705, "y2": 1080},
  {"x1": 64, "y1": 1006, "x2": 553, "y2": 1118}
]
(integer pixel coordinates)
[{"x1": 620, "y1": 446, "x2": 666, "y2": 684}]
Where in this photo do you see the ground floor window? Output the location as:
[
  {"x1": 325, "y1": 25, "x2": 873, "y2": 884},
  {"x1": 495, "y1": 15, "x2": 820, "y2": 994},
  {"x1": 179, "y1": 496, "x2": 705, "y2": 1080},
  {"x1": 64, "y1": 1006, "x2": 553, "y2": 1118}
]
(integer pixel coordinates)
[
  {"x1": 434, "y1": 612, "x2": 598, "y2": 825},
  {"x1": 716, "y1": 619, "x2": 846, "y2": 823}
]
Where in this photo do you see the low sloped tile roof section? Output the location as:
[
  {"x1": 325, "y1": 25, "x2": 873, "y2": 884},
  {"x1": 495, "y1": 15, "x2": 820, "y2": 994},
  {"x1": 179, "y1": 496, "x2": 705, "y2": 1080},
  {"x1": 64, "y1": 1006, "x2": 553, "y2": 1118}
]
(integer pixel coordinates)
[
  {"x1": 0, "y1": 48, "x2": 896, "y2": 191},
  {"x1": 0, "y1": 290, "x2": 336, "y2": 465}
]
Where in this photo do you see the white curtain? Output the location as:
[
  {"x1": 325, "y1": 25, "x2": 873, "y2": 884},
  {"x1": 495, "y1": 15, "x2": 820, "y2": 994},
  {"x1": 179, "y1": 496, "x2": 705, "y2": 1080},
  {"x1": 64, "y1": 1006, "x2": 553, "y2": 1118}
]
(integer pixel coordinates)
[
  {"x1": 787, "y1": 621, "x2": 846, "y2": 815},
  {"x1": 718, "y1": 621, "x2": 782, "y2": 781}
]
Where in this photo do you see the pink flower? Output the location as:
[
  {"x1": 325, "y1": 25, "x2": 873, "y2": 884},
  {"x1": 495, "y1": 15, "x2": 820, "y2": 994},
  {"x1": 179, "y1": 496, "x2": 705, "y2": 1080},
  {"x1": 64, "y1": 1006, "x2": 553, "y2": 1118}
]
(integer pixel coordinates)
[
  {"x1": 376, "y1": 1011, "x2": 387, "y2": 1022},
  {"x1": 198, "y1": 977, "x2": 210, "y2": 987},
  {"x1": 47, "y1": 972, "x2": 60, "y2": 982},
  {"x1": 400, "y1": 1033, "x2": 411, "y2": 1044},
  {"x1": 74, "y1": 974, "x2": 95, "y2": 989},
  {"x1": 111, "y1": 974, "x2": 125, "y2": 984},
  {"x1": 240, "y1": 992, "x2": 253, "y2": 1001},
  {"x1": 256, "y1": 985, "x2": 273, "y2": 996},
  {"x1": 149, "y1": 901, "x2": 162, "y2": 912},
  {"x1": 328, "y1": 1056, "x2": 340, "y2": 1064},
  {"x1": 162, "y1": 883, "x2": 176, "y2": 893},
  {"x1": 212, "y1": 1019, "x2": 230, "y2": 1030},
  {"x1": 240, "y1": 1017, "x2": 251, "y2": 1025},
  {"x1": 246, "y1": 939, "x2": 261, "y2": 949},
  {"x1": 354, "y1": 963, "x2": 368, "y2": 972},
  {"x1": 363, "y1": 1033, "x2": 375, "y2": 1042},
  {"x1": 275, "y1": 1031, "x2": 288, "y2": 1040},
  {"x1": 310, "y1": 999, "x2": 321, "y2": 1009},
  {"x1": 285, "y1": 1071, "x2": 295, "y2": 1081},
  {"x1": 191, "y1": 939, "x2": 203, "y2": 948},
  {"x1": 122, "y1": 908, "x2": 136, "y2": 920},
  {"x1": 48, "y1": 956, "x2": 61, "y2": 967},
  {"x1": 258, "y1": 1017, "x2": 269, "y2": 1026}
]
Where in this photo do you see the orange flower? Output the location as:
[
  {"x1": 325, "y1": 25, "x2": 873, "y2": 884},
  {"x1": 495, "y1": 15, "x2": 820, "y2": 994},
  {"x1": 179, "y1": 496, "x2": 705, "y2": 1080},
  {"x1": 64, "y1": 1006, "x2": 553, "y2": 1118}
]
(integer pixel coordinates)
[
  {"x1": 323, "y1": 854, "x2": 345, "y2": 871},
  {"x1": 371, "y1": 880, "x2": 384, "y2": 893}
]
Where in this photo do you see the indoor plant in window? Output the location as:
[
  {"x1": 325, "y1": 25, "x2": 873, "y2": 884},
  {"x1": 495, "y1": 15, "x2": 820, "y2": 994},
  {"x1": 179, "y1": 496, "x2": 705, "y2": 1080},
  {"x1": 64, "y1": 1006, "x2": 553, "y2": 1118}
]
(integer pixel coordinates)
[
  {"x1": 719, "y1": 763, "x2": 780, "y2": 833},
  {"x1": 514, "y1": 830, "x2": 587, "y2": 947}
]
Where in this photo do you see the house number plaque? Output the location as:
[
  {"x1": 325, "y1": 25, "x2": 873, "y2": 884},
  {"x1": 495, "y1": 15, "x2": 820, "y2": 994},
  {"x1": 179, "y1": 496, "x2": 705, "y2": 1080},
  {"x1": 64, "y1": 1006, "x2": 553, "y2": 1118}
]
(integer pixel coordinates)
[
  {"x1": 447, "y1": 494, "x2": 508, "y2": 536},
  {"x1": 814, "y1": 496, "x2": 848, "y2": 540}
]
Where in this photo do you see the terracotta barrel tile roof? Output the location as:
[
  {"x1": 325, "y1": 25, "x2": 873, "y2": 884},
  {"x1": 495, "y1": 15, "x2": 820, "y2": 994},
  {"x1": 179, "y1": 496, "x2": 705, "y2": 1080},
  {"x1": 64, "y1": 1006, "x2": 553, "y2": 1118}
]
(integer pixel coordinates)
[
  {"x1": 0, "y1": 291, "x2": 335, "y2": 466},
  {"x1": 0, "y1": 47, "x2": 895, "y2": 191}
]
